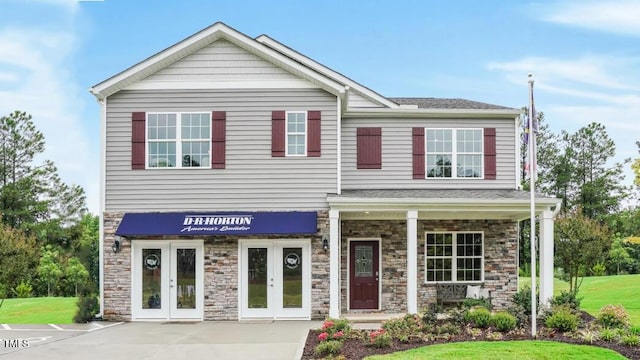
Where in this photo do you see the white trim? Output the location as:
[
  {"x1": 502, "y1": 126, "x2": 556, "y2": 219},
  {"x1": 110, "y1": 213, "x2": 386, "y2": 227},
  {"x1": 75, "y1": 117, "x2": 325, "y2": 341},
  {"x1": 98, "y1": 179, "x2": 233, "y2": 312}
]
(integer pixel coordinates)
[
  {"x1": 423, "y1": 231, "x2": 485, "y2": 284},
  {"x1": 130, "y1": 240, "x2": 204, "y2": 321},
  {"x1": 406, "y1": 210, "x2": 418, "y2": 314},
  {"x1": 329, "y1": 210, "x2": 340, "y2": 318},
  {"x1": 539, "y1": 210, "x2": 554, "y2": 307},
  {"x1": 515, "y1": 114, "x2": 522, "y2": 189},
  {"x1": 424, "y1": 128, "x2": 484, "y2": 180},
  {"x1": 343, "y1": 108, "x2": 521, "y2": 119},
  {"x1": 145, "y1": 112, "x2": 212, "y2": 169},
  {"x1": 238, "y1": 239, "x2": 312, "y2": 320},
  {"x1": 98, "y1": 97, "x2": 106, "y2": 318},
  {"x1": 336, "y1": 95, "x2": 342, "y2": 195},
  {"x1": 285, "y1": 111, "x2": 308, "y2": 157},
  {"x1": 90, "y1": 23, "x2": 345, "y2": 99},
  {"x1": 255, "y1": 35, "x2": 398, "y2": 109},
  {"x1": 124, "y1": 79, "x2": 318, "y2": 91},
  {"x1": 346, "y1": 238, "x2": 382, "y2": 311}
]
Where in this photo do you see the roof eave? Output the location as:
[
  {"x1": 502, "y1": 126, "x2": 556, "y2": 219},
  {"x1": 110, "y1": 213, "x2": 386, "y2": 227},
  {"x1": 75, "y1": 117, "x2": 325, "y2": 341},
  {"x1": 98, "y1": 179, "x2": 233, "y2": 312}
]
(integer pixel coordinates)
[
  {"x1": 89, "y1": 22, "x2": 345, "y2": 99},
  {"x1": 343, "y1": 108, "x2": 521, "y2": 119},
  {"x1": 327, "y1": 196, "x2": 561, "y2": 210}
]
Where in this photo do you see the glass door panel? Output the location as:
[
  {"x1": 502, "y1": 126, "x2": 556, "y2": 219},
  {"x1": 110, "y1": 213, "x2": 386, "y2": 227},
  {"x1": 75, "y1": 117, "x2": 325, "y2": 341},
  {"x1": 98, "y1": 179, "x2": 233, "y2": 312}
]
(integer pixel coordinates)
[
  {"x1": 248, "y1": 247, "x2": 269, "y2": 309},
  {"x1": 175, "y1": 248, "x2": 196, "y2": 309},
  {"x1": 142, "y1": 248, "x2": 163, "y2": 309},
  {"x1": 282, "y1": 247, "x2": 302, "y2": 308}
]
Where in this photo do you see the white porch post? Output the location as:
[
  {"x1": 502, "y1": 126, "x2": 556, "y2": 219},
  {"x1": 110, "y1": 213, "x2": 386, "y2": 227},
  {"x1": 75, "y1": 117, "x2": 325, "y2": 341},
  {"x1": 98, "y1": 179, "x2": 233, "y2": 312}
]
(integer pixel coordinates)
[
  {"x1": 329, "y1": 209, "x2": 340, "y2": 318},
  {"x1": 407, "y1": 210, "x2": 418, "y2": 314},
  {"x1": 539, "y1": 210, "x2": 554, "y2": 307}
]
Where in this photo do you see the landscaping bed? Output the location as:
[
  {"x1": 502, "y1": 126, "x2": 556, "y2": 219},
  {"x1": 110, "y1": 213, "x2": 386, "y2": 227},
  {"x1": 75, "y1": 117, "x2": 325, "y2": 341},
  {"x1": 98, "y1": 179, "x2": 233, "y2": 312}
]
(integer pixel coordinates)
[{"x1": 301, "y1": 302, "x2": 640, "y2": 360}]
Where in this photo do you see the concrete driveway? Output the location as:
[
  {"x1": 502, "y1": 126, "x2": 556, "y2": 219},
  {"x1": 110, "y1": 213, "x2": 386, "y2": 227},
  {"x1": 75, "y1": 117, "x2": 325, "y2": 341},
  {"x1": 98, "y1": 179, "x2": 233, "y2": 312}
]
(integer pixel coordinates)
[{"x1": 0, "y1": 321, "x2": 319, "y2": 360}]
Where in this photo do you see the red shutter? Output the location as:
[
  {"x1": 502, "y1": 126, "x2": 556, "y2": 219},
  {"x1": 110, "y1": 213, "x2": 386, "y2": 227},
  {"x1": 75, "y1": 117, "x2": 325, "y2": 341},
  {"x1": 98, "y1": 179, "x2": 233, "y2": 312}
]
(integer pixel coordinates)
[
  {"x1": 357, "y1": 128, "x2": 382, "y2": 169},
  {"x1": 412, "y1": 127, "x2": 425, "y2": 179},
  {"x1": 307, "y1": 111, "x2": 321, "y2": 157},
  {"x1": 212, "y1": 111, "x2": 226, "y2": 169},
  {"x1": 484, "y1": 128, "x2": 496, "y2": 180},
  {"x1": 131, "y1": 112, "x2": 146, "y2": 170},
  {"x1": 271, "y1": 111, "x2": 285, "y2": 157}
]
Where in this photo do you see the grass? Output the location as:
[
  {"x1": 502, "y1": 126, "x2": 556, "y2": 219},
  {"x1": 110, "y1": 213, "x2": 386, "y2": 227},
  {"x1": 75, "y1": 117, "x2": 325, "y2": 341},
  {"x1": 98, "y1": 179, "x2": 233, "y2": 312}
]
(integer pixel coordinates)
[
  {"x1": 519, "y1": 274, "x2": 640, "y2": 325},
  {"x1": 365, "y1": 341, "x2": 626, "y2": 360},
  {"x1": 0, "y1": 297, "x2": 78, "y2": 324}
]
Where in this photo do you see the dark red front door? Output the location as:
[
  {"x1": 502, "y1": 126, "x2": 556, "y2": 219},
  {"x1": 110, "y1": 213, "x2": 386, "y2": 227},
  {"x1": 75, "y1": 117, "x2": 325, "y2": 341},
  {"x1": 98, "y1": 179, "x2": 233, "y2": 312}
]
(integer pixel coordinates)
[{"x1": 349, "y1": 241, "x2": 379, "y2": 309}]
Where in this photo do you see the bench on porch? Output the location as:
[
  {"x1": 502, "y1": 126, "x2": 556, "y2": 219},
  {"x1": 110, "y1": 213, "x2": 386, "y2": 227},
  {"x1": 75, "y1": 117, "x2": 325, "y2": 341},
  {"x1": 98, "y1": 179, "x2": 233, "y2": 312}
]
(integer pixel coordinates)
[{"x1": 436, "y1": 283, "x2": 491, "y2": 307}]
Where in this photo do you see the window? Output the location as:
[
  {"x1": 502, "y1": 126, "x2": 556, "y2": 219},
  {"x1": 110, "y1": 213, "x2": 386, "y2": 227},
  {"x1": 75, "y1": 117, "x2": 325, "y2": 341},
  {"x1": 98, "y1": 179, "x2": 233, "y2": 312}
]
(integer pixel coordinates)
[
  {"x1": 425, "y1": 232, "x2": 483, "y2": 282},
  {"x1": 147, "y1": 112, "x2": 211, "y2": 168},
  {"x1": 286, "y1": 111, "x2": 307, "y2": 156},
  {"x1": 425, "y1": 129, "x2": 482, "y2": 178}
]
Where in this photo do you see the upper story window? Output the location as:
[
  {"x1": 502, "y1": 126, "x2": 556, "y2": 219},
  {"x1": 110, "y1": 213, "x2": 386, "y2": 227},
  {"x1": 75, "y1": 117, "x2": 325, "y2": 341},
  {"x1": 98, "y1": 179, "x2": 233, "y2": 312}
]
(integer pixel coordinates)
[
  {"x1": 286, "y1": 111, "x2": 307, "y2": 156},
  {"x1": 425, "y1": 232, "x2": 484, "y2": 283},
  {"x1": 425, "y1": 129, "x2": 482, "y2": 178},
  {"x1": 147, "y1": 112, "x2": 211, "y2": 168}
]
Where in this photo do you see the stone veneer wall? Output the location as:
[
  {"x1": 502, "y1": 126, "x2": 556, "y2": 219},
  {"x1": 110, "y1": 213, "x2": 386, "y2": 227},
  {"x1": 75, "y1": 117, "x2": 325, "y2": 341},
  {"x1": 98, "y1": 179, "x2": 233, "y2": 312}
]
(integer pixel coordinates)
[
  {"x1": 341, "y1": 220, "x2": 408, "y2": 314},
  {"x1": 417, "y1": 220, "x2": 519, "y2": 310},
  {"x1": 339, "y1": 219, "x2": 518, "y2": 314},
  {"x1": 102, "y1": 211, "x2": 330, "y2": 321}
]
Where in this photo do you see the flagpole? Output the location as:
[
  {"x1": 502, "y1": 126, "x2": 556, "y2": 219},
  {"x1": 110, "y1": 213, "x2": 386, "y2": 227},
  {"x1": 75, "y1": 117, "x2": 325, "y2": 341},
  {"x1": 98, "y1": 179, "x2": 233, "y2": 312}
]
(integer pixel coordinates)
[{"x1": 528, "y1": 73, "x2": 537, "y2": 337}]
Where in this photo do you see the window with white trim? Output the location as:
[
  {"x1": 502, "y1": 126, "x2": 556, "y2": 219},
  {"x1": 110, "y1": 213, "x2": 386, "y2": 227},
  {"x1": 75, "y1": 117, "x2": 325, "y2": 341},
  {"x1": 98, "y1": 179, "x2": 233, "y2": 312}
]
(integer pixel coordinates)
[
  {"x1": 286, "y1": 111, "x2": 307, "y2": 156},
  {"x1": 147, "y1": 112, "x2": 211, "y2": 168},
  {"x1": 425, "y1": 129, "x2": 482, "y2": 178},
  {"x1": 425, "y1": 232, "x2": 483, "y2": 282}
]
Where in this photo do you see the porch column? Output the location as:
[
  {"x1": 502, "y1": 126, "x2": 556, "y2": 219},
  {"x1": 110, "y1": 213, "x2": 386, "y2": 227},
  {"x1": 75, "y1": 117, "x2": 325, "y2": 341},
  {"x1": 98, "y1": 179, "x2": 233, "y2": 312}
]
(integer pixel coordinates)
[
  {"x1": 539, "y1": 210, "x2": 554, "y2": 307},
  {"x1": 329, "y1": 209, "x2": 340, "y2": 318},
  {"x1": 407, "y1": 210, "x2": 418, "y2": 314}
]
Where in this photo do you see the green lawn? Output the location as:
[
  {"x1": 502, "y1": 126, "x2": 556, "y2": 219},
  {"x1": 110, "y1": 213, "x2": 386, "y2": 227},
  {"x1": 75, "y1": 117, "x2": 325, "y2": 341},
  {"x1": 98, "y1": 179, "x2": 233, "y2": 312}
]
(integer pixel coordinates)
[
  {"x1": 519, "y1": 274, "x2": 640, "y2": 325},
  {"x1": 365, "y1": 341, "x2": 626, "y2": 360},
  {"x1": 0, "y1": 297, "x2": 78, "y2": 324}
]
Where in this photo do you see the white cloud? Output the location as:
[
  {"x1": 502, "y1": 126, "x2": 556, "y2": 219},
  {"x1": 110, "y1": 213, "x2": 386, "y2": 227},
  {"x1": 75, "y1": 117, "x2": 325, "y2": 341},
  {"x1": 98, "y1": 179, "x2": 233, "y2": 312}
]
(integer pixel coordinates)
[
  {"x1": 0, "y1": 27, "x2": 98, "y2": 213},
  {"x1": 541, "y1": 0, "x2": 640, "y2": 36}
]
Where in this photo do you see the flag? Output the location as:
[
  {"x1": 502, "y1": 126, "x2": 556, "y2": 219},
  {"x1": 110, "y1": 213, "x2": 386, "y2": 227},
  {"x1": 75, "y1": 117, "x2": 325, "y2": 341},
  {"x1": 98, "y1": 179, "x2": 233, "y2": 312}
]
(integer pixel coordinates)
[{"x1": 524, "y1": 78, "x2": 538, "y2": 180}]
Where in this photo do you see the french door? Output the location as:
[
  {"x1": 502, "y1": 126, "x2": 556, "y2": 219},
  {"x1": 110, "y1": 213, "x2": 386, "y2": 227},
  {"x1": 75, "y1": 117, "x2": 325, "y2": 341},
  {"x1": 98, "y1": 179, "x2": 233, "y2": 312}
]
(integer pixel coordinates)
[
  {"x1": 131, "y1": 240, "x2": 203, "y2": 320},
  {"x1": 239, "y1": 240, "x2": 310, "y2": 319}
]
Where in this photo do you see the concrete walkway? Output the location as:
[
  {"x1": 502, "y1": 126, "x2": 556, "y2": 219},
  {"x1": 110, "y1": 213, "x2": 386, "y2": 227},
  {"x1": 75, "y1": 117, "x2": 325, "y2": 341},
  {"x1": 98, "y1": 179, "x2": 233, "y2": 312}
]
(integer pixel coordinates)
[{"x1": 0, "y1": 321, "x2": 319, "y2": 360}]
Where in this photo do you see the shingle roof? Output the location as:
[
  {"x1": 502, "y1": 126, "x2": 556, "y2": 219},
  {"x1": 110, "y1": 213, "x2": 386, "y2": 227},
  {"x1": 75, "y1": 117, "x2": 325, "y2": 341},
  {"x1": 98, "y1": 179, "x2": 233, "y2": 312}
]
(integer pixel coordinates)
[
  {"x1": 388, "y1": 97, "x2": 515, "y2": 110},
  {"x1": 330, "y1": 189, "x2": 555, "y2": 201}
]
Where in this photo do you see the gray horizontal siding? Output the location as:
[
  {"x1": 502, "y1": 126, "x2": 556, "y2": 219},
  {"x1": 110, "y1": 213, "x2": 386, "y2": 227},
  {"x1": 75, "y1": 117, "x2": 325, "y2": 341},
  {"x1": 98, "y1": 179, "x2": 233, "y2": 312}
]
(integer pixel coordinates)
[
  {"x1": 105, "y1": 89, "x2": 337, "y2": 212},
  {"x1": 141, "y1": 40, "x2": 304, "y2": 83},
  {"x1": 348, "y1": 92, "x2": 384, "y2": 108},
  {"x1": 341, "y1": 118, "x2": 517, "y2": 189}
]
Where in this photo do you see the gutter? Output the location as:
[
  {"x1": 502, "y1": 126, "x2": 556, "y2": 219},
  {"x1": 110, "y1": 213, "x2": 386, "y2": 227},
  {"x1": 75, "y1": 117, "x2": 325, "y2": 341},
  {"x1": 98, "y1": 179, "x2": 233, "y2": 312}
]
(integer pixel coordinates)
[{"x1": 343, "y1": 108, "x2": 521, "y2": 119}]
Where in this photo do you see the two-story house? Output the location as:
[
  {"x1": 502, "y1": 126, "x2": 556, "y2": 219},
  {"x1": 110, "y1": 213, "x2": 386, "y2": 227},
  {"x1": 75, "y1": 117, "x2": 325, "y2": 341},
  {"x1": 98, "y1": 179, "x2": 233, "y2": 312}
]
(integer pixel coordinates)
[{"x1": 90, "y1": 22, "x2": 560, "y2": 321}]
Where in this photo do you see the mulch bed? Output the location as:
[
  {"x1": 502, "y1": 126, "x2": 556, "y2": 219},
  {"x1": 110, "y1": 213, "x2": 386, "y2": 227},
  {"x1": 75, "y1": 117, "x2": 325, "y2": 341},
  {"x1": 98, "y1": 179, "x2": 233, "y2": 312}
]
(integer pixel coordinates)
[{"x1": 301, "y1": 313, "x2": 640, "y2": 359}]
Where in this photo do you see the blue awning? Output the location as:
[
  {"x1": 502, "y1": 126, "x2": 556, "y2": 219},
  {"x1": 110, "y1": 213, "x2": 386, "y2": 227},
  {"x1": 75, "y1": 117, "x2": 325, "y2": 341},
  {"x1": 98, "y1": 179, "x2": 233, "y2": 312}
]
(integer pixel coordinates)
[{"x1": 115, "y1": 211, "x2": 318, "y2": 237}]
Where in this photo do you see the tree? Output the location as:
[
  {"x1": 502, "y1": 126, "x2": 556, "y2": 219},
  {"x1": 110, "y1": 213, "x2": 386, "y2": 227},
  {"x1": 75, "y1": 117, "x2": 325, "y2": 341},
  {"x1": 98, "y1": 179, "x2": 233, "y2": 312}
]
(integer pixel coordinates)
[
  {"x1": 555, "y1": 208, "x2": 611, "y2": 293},
  {"x1": 632, "y1": 141, "x2": 640, "y2": 187},
  {"x1": 558, "y1": 123, "x2": 629, "y2": 219},
  {"x1": 0, "y1": 111, "x2": 87, "y2": 243},
  {"x1": 0, "y1": 221, "x2": 38, "y2": 298},
  {"x1": 65, "y1": 257, "x2": 89, "y2": 297},
  {"x1": 607, "y1": 238, "x2": 634, "y2": 275},
  {"x1": 37, "y1": 246, "x2": 63, "y2": 297}
]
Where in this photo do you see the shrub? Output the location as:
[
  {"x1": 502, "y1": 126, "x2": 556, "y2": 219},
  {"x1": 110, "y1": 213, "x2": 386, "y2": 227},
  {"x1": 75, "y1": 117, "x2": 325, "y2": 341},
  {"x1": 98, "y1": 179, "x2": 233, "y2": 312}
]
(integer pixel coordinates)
[
  {"x1": 545, "y1": 306, "x2": 578, "y2": 332},
  {"x1": 491, "y1": 311, "x2": 517, "y2": 332},
  {"x1": 368, "y1": 329, "x2": 392, "y2": 348},
  {"x1": 73, "y1": 295, "x2": 99, "y2": 323},
  {"x1": 12, "y1": 280, "x2": 32, "y2": 298},
  {"x1": 629, "y1": 325, "x2": 640, "y2": 336},
  {"x1": 598, "y1": 305, "x2": 630, "y2": 329},
  {"x1": 620, "y1": 334, "x2": 640, "y2": 347},
  {"x1": 314, "y1": 340, "x2": 343, "y2": 356},
  {"x1": 463, "y1": 298, "x2": 492, "y2": 310},
  {"x1": 578, "y1": 329, "x2": 598, "y2": 344},
  {"x1": 599, "y1": 328, "x2": 618, "y2": 342},
  {"x1": 464, "y1": 307, "x2": 492, "y2": 329},
  {"x1": 506, "y1": 305, "x2": 528, "y2": 327},
  {"x1": 382, "y1": 314, "x2": 421, "y2": 339},
  {"x1": 550, "y1": 290, "x2": 582, "y2": 310},
  {"x1": 421, "y1": 308, "x2": 438, "y2": 326},
  {"x1": 512, "y1": 286, "x2": 538, "y2": 320},
  {"x1": 446, "y1": 307, "x2": 468, "y2": 326},
  {"x1": 591, "y1": 263, "x2": 607, "y2": 276}
]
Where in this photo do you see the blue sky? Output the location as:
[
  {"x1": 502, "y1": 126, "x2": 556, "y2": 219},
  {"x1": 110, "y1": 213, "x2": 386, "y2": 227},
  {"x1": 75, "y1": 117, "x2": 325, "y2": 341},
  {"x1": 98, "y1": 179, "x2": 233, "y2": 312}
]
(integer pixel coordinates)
[{"x1": 0, "y1": 0, "x2": 639, "y2": 213}]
